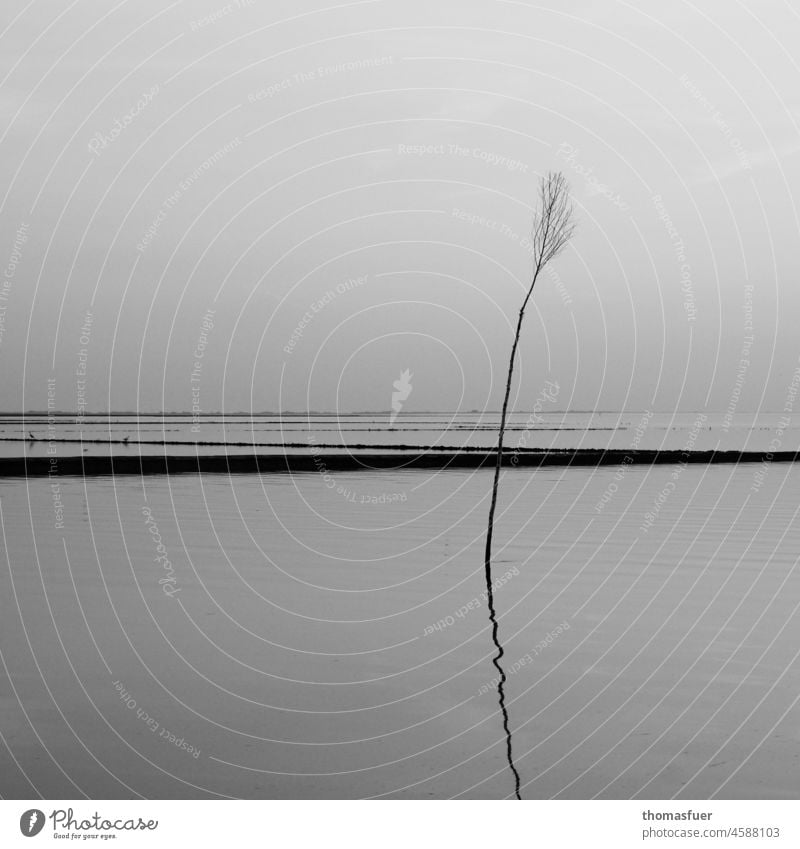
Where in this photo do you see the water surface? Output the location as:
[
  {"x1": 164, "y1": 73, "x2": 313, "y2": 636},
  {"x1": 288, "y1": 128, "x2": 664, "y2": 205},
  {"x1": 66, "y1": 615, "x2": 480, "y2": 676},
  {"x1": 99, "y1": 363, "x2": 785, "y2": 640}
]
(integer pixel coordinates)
[{"x1": 2, "y1": 462, "x2": 798, "y2": 798}]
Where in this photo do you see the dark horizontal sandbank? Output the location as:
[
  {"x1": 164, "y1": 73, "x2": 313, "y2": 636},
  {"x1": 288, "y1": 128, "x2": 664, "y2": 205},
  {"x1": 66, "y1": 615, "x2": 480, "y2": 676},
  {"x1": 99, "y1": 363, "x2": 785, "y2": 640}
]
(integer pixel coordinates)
[{"x1": 1, "y1": 449, "x2": 795, "y2": 477}]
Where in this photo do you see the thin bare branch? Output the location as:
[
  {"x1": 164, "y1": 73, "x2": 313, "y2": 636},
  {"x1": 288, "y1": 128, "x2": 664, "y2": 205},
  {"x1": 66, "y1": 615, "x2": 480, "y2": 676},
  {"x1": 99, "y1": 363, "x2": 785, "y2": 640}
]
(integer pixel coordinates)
[
  {"x1": 532, "y1": 171, "x2": 575, "y2": 266},
  {"x1": 482, "y1": 170, "x2": 575, "y2": 800}
]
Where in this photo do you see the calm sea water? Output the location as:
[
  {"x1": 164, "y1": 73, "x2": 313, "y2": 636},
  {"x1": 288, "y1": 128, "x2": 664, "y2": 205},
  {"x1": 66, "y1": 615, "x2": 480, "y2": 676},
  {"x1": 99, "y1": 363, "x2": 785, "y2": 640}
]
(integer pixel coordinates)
[
  {"x1": 0, "y1": 411, "x2": 794, "y2": 457},
  {"x1": 2, "y1": 462, "x2": 799, "y2": 798}
]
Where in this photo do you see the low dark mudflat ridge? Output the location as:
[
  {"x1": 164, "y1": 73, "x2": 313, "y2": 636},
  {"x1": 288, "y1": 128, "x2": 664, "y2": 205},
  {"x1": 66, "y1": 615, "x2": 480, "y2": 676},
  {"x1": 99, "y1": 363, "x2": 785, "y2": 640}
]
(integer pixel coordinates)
[{"x1": 2, "y1": 448, "x2": 796, "y2": 477}]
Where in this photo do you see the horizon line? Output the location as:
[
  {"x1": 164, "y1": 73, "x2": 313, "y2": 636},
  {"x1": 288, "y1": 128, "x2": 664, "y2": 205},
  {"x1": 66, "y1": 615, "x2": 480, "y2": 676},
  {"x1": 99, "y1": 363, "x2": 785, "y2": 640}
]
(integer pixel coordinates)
[{"x1": 0, "y1": 409, "x2": 785, "y2": 417}]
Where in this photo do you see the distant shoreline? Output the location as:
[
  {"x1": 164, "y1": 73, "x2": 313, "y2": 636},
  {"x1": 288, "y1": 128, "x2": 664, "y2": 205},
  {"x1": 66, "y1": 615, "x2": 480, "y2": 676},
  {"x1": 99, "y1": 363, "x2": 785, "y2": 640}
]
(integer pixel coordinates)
[{"x1": 1, "y1": 449, "x2": 793, "y2": 478}]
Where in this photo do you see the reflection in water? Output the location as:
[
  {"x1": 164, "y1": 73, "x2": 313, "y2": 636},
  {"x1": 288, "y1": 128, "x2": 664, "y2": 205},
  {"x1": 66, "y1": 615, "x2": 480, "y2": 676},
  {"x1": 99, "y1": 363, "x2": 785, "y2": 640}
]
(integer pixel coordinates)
[{"x1": 483, "y1": 560, "x2": 522, "y2": 800}]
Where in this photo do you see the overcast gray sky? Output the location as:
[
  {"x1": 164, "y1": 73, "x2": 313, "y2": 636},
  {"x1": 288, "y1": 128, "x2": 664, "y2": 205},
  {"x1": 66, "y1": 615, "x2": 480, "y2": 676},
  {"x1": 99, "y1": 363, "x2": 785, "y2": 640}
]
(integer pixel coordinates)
[{"x1": 1, "y1": 0, "x2": 799, "y2": 414}]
